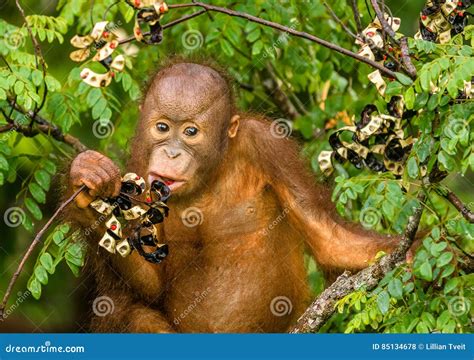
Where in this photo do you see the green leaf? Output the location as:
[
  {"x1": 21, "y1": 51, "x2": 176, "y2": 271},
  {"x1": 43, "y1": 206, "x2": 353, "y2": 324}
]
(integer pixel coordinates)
[
  {"x1": 34, "y1": 169, "x2": 51, "y2": 190},
  {"x1": 220, "y1": 40, "x2": 235, "y2": 57},
  {"x1": 438, "y1": 151, "x2": 456, "y2": 171},
  {"x1": 86, "y1": 88, "x2": 101, "y2": 107},
  {"x1": 53, "y1": 230, "x2": 65, "y2": 245},
  {"x1": 14, "y1": 81, "x2": 25, "y2": 95},
  {"x1": 40, "y1": 253, "x2": 55, "y2": 274},
  {"x1": 404, "y1": 87, "x2": 415, "y2": 110},
  {"x1": 28, "y1": 183, "x2": 46, "y2": 203},
  {"x1": 34, "y1": 265, "x2": 48, "y2": 285},
  {"x1": 436, "y1": 252, "x2": 454, "y2": 267},
  {"x1": 441, "y1": 264, "x2": 455, "y2": 278},
  {"x1": 65, "y1": 252, "x2": 84, "y2": 266},
  {"x1": 407, "y1": 157, "x2": 419, "y2": 179},
  {"x1": 421, "y1": 312, "x2": 436, "y2": 329},
  {"x1": 31, "y1": 69, "x2": 43, "y2": 87},
  {"x1": 395, "y1": 72, "x2": 413, "y2": 86},
  {"x1": 252, "y1": 40, "x2": 264, "y2": 56},
  {"x1": 41, "y1": 159, "x2": 56, "y2": 175},
  {"x1": 25, "y1": 198, "x2": 42, "y2": 220},
  {"x1": 444, "y1": 278, "x2": 459, "y2": 294},
  {"x1": 122, "y1": 73, "x2": 132, "y2": 92},
  {"x1": 376, "y1": 290, "x2": 390, "y2": 314},
  {"x1": 92, "y1": 98, "x2": 107, "y2": 119},
  {"x1": 419, "y1": 260, "x2": 433, "y2": 281},
  {"x1": 67, "y1": 261, "x2": 81, "y2": 277},
  {"x1": 388, "y1": 278, "x2": 403, "y2": 299},
  {"x1": 27, "y1": 278, "x2": 42, "y2": 299},
  {"x1": 0, "y1": 154, "x2": 9, "y2": 171}
]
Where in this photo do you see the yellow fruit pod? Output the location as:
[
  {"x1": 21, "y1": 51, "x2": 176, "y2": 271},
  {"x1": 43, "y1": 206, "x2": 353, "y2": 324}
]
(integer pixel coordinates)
[
  {"x1": 318, "y1": 150, "x2": 334, "y2": 176},
  {"x1": 368, "y1": 70, "x2": 386, "y2": 96},
  {"x1": 90, "y1": 21, "x2": 109, "y2": 40},
  {"x1": 110, "y1": 55, "x2": 125, "y2": 72},
  {"x1": 98, "y1": 232, "x2": 117, "y2": 254},
  {"x1": 90, "y1": 198, "x2": 114, "y2": 215},
  {"x1": 80, "y1": 68, "x2": 113, "y2": 88},
  {"x1": 106, "y1": 215, "x2": 122, "y2": 238},
  {"x1": 116, "y1": 239, "x2": 132, "y2": 257},
  {"x1": 70, "y1": 48, "x2": 91, "y2": 62},
  {"x1": 93, "y1": 40, "x2": 119, "y2": 62},
  {"x1": 70, "y1": 34, "x2": 94, "y2": 49},
  {"x1": 358, "y1": 44, "x2": 375, "y2": 61}
]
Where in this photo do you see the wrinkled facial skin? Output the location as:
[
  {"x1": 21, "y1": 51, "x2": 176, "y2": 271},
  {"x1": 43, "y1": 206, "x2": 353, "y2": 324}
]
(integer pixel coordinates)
[{"x1": 140, "y1": 63, "x2": 234, "y2": 197}]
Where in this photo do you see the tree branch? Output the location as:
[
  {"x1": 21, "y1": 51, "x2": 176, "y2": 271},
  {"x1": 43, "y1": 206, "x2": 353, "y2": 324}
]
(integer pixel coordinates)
[
  {"x1": 164, "y1": 2, "x2": 397, "y2": 78},
  {"x1": 118, "y1": 9, "x2": 208, "y2": 45},
  {"x1": 444, "y1": 190, "x2": 474, "y2": 223},
  {"x1": 8, "y1": 101, "x2": 88, "y2": 153},
  {"x1": 0, "y1": 185, "x2": 86, "y2": 318},
  {"x1": 290, "y1": 192, "x2": 426, "y2": 333}
]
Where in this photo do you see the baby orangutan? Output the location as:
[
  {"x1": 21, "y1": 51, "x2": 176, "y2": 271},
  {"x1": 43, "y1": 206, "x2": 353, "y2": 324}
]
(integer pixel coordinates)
[{"x1": 67, "y1": 60, "x2": 403, "y2": 333}]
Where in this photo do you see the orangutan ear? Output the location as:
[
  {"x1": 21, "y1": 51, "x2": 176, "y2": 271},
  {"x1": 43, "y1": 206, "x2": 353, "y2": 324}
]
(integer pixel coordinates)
[{"x1": 228, "y1": 115, "x2": 240, "y2": 138}]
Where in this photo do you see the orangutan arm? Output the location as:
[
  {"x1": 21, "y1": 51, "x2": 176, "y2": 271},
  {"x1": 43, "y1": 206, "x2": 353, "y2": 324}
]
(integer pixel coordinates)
[{"x1": 241, "y1": 116, "x2": 400, "y2": 271}]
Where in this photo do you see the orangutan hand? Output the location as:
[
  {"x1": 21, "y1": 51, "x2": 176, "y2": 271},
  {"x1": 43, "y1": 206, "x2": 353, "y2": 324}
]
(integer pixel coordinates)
[{"x1": 70, "y1": 150, "x2": 121, "y2": 208}]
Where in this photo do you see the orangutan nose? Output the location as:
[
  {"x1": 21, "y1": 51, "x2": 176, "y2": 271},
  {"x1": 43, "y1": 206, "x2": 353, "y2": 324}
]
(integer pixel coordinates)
[{"x1": 164, "y1": 147, "x2": 182, "y2": 159}]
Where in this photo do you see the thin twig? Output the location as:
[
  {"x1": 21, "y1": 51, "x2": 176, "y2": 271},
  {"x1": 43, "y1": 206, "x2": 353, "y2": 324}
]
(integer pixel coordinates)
[
  {"x1": 118, "y1": 9, "x2": 208, "y2": 45},
  {"x1": 369, "y1": 0, "x2": 398, "y2": 43},
  {"x1": 169, "y1": 2, "x2": 397, "y2": 78},
  {"x1": 0, "y1": 185, "x2": 86, "y2": 317},
  {"x1": 290, "y1": 192, "x2": 426, "y2": 333},
  {"x1": 349, "y1": 0, "x2": 363, "y2": 34},
  {"x1": 400, "y1": 37, "x2": 417, "y2": 78},
  {"x1": 324, "y1": 2, "x2": 360, "y2": 41}
]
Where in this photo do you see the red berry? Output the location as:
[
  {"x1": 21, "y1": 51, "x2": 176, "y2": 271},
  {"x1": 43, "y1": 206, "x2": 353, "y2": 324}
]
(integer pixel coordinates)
[{"x1": 111, "y1": 224, "x2": 117, "y2": 230}]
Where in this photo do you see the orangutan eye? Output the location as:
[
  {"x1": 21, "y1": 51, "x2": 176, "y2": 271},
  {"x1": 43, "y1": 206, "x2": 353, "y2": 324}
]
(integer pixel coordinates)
[
  {"x1": 184, "y1": 126, "x2": 199, "y2": 137},
  {"x1": 156, "y1": 122, "x2": 169, "y2": 132}
]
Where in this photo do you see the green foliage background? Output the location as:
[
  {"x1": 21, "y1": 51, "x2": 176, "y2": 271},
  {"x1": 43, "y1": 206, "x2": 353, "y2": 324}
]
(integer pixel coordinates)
[{"x1": 0, "y1": 0, "x2": 472, "y2": 332}]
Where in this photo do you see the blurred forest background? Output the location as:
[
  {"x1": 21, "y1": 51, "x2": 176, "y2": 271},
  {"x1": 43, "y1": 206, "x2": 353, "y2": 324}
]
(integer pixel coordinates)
[{"x1": 0, "y1": 0, "x2": 472, "y2": 332}]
